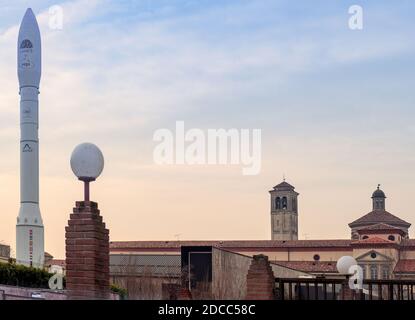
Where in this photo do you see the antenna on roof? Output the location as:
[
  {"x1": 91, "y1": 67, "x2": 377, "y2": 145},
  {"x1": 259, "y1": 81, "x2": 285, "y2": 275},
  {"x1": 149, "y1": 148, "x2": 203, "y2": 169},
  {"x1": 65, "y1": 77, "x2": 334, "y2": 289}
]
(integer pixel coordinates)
[
  {"x1": 283, "y1": 173, "x2": 286, "y2": 182},
  {"x1": 377, "y1": 184, "x2": 381, "y2": 190}
]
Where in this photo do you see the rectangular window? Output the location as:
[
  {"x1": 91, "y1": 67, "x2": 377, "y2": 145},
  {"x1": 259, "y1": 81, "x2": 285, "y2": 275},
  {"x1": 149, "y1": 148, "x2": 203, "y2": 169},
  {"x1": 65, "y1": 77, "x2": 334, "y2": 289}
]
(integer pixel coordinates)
[
  {"x1": 358, "y1": 264, "x2": 366, "y2": 279},
  {"x1": 370, "y1": 265, "x2": 378, "y2": 280},
  {"x1": 382, "y1": 266, "x2": 390, "y2": 279}
]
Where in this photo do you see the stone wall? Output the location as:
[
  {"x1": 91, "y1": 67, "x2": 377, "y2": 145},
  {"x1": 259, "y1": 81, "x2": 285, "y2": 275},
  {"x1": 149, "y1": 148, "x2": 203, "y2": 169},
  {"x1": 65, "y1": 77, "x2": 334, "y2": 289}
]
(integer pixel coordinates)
[
  {"x1": 212, "y1": 248, "x2": 310, "y2": 299},
  {"x1": 212, "y1": 247, "x2": 252, "y2": 299},
  {"x1": 0, "y1": 284, "x2": 66, "y2": 300},
  {"x1": 0, "y1": 284, "x2": 120, "y2": 300}
]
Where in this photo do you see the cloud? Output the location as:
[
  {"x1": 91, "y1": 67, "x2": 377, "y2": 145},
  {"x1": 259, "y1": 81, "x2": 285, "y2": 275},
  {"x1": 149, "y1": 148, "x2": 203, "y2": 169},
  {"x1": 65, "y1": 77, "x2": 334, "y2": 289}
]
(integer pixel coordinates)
[
  {"x1": 0, "y1": 0, "x2": 415, "y2": 256},
  {"x1": 1, "y1": 0, "x2": 414, "y2": 176}
]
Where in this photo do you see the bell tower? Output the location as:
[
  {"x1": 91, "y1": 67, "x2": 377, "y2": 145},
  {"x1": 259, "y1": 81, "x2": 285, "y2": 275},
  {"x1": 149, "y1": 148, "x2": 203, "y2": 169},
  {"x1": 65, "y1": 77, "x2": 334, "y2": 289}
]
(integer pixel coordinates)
[{"x1": 269, "y1": 179, "x2": 299, "y2": 240}]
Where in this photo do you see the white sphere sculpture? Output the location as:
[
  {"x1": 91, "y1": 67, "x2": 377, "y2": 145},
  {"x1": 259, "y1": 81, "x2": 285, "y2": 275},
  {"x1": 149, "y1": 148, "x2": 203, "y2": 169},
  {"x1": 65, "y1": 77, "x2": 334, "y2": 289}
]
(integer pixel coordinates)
[
  {"x1": 336, "y1": 256, "x2": 357, "y2": 274},
  {"x1": 70, "y1": 143, "x2": 104, "y2": 180}
]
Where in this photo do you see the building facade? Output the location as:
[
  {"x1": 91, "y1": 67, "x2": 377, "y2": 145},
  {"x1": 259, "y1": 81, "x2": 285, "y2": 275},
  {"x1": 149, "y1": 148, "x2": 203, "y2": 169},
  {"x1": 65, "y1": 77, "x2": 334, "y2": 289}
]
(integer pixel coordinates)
[
  {"x1": 349, "y1": 185, "x2": 410, "y2": 239},
  {"x1": 0, "y1": 244, "x2": 10, "y2": 263},
  {"x1": 109, "y1": 183, "x2": 415, "y2": 281}
]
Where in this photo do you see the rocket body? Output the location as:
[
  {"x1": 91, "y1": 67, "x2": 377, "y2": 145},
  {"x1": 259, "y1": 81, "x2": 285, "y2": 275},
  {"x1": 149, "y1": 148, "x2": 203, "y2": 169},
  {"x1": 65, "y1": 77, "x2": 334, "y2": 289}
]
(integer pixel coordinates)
[{"x1": 16, "y1": 8, "x2": 44, "y2": 268}]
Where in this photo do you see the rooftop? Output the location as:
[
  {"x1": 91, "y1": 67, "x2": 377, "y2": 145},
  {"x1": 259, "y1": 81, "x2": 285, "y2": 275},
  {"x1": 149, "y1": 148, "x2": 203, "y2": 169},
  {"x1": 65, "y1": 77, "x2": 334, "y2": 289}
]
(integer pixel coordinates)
[
  {"x1": 372, "y1": 185, "x2": 386, "y2": 198},
  {"x1": 110, "y1": 239, "x2": 353, "y2": 250},
  {"x1": 273, "y1": 261, "x2": 338, "y2": 273},
  {"x1": 358, "y1": 223, "x2": 401, "y2": 231},
  {"x1": 394, "y1": 260, "x2": 415, "y2": 273},
  {"x1": 48, "y1": 259, "x2": 66, "y2": 268},
  {"x1": 349, "y1": 210, "x2": 411, "y2": 228},
  {"x1": 271, "y1": 180, "x2": 296, "y2": 192},
  {"x1": 356, "y1": 223, "x2": 406, "y2": 235},
  {"x1": 352, "y1": 236, "x2": 394, "y2": 245}
]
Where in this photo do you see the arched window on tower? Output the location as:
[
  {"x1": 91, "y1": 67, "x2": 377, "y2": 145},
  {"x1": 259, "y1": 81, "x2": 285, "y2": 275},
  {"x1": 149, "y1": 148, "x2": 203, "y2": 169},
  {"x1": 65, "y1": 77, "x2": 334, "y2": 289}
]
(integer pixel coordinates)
[
  {"x1": 282, "y1": 197, "x2": 287, "y2": 210},
  {"x1": 275, "y1": 197, "x2": 281, "y2": 210}
]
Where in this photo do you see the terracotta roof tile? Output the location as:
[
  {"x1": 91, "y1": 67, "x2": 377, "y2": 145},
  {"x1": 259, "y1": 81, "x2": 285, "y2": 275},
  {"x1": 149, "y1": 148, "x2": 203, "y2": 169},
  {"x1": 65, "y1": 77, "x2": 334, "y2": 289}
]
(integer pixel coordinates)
[
  {"x1": 401, "y1": 239, "x2": 415, "y2": 247},
  {"x1": 352, "y1": 236, "x2": 393, "y2": 244},
  {"x1": 110, "y1": 240, "x2": 352, "y2": 250},
  {"x1": 272, "y1": 261, "x2": 338, "y2": 273},
  {"x1": 48, "y1": 259, "x2": 66, "y2": 267},
  {"x1": 394, "y1": 260, "x2": 415, "y2": 273}
]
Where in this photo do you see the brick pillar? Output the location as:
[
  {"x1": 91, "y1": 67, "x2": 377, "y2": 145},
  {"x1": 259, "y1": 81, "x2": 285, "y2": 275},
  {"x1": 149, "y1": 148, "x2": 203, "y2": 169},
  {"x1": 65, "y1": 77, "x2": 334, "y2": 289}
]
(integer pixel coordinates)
[
  {"x1": 65, "y1": 201, "x2": 110, "y2": 300},
  {"x1": 341, "y1": 285, "x2": 358, "y2": 300},
  {"x1": 177, "y1": 287, "x2": 192, "y2": 300},
  {"x1": 246, "y1": 254, "x2": 275, "y2": 300}
]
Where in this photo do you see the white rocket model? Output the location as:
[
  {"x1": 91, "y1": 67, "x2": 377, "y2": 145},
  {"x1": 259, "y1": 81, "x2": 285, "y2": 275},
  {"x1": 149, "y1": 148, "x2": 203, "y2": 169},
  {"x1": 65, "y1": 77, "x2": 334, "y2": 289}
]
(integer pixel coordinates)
[{"x1": 16, "y1": 8, "x2": 44, "y2": 268}]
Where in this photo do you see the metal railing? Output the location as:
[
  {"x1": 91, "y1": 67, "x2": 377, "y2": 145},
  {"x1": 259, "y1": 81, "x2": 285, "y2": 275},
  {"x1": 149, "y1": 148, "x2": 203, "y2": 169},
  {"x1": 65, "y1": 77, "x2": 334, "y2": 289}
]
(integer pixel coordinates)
[{"x1": 275, "y1": 277, "x2": 415, "y2": 300}]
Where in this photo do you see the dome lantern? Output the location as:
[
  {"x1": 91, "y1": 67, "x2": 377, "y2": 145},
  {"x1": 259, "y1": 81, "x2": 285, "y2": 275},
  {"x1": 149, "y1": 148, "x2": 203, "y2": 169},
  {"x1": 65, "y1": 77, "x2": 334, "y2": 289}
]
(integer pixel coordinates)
[{"x1": 372, "y1": 184, "x2": 386, "y2": 211}]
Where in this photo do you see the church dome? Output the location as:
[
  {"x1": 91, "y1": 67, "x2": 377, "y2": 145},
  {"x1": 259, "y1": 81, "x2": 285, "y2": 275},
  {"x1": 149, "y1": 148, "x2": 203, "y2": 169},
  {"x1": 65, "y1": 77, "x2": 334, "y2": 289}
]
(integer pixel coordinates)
[{"x1": 372, "y1": 185, "x2": 386, "y2": 198}]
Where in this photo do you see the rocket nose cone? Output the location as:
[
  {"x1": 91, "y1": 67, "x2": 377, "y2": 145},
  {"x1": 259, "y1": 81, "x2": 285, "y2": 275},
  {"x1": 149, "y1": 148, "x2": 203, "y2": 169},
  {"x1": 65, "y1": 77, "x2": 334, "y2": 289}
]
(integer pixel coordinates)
[
  {"x1": 18, "y1": 8, "x2": 41, "y2": 87},
  {"x1": 25, "y1": 8, "x2": 35, "y2": 17},
  {"x1": 20, "y1": 8, "x2": 39, "y2": 31}
]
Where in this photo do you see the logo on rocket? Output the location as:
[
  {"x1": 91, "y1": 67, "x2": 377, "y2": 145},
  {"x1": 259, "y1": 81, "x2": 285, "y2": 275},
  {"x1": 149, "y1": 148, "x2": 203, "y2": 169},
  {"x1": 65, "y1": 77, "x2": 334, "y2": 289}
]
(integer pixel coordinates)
[
  {"x1": 22, "y1": 144, "x2": 32, "y2": 152},
  {"x1": 20, "y1": 39, "x2": 33, "y2": 48}
]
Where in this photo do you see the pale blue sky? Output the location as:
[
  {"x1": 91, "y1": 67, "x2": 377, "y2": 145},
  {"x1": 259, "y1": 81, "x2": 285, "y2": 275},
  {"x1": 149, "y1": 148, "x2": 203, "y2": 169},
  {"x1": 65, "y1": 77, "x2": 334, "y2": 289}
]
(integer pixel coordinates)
[{"x1": 0, "y1": 1, "x2": 414, "y2": 257}]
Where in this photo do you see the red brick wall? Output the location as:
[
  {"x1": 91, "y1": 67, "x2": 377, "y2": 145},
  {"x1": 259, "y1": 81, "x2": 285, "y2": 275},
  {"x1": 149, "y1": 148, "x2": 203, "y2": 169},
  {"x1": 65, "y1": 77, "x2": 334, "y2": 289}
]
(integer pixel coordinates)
[
  {"x1": 65, "y1": 201, "x2": 110, "y2": 299},
  {"x1": 246, "y1": 254, "x2": 275, "y2": 300},
  {"x1": 177, "y1": 287, "x2": 192, "y2": 300}
]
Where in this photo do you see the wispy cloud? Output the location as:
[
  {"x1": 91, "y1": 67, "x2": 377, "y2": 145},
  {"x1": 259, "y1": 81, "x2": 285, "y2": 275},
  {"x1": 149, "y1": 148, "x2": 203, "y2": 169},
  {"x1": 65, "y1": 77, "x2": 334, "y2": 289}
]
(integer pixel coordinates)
[{"x1": 0, "y1": 0, "x2": 414, "y2": 256}]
